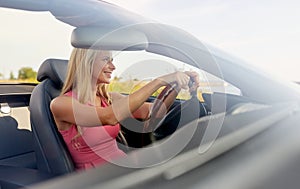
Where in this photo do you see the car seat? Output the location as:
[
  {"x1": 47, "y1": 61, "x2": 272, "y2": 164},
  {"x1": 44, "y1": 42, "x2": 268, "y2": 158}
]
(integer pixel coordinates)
[{"x1": 29, "y1": 59, "x2": 75, "y2": 175}]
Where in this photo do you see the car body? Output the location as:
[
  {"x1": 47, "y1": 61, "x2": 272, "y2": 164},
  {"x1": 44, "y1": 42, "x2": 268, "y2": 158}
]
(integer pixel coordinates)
[{"x1": 1, "y1": 0, "x2": 300, "y2": 189}]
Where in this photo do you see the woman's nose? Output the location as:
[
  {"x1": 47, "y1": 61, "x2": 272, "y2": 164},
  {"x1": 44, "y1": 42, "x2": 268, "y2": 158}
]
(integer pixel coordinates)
[{"x1": 108, "y1": 61, "x2": 116, "y2": 70}]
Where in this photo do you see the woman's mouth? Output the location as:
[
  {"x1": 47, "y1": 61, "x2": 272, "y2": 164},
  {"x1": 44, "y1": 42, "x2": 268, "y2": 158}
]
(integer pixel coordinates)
[{"x1": 104, "y1": 71, "x2": 112, "y2": 78}]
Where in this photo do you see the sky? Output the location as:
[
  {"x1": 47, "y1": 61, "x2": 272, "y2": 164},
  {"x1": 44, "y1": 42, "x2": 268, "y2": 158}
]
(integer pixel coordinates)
[
  {"x1": 104, "y1": 0, "x2": 300, "y2": 82},
  {"x1": 0, "y1": 0, "x2": 300, "y2": 82}
]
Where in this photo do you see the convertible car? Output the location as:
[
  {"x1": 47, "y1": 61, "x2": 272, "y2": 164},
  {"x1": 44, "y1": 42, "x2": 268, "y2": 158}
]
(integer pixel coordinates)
[{"x1": 1, "y1": 0, "x2": 300, "y2": 189}]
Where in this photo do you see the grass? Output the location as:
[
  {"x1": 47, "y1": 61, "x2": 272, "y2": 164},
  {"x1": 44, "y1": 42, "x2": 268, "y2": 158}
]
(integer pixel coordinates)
[{"x1": 0, "y1": 79, "x2": 38, "y2": 83}]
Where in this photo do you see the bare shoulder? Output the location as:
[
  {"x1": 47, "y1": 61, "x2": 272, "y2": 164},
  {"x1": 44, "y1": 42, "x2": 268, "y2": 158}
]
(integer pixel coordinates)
[
  {"x1": 51, "y1": 95, "x2": 71, "y2": 107},
  {"x1": 50, "y1": 95, "x2": 73, "y2": 115},
  {"x1": 50, "y1": 95, "x2": 73, "y2": 130}
]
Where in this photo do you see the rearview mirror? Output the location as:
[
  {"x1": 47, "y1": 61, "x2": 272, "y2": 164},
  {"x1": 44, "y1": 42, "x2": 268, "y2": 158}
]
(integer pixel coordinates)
[{"x1": 71, "y1": 26, "x2": 148, "y2": 51}]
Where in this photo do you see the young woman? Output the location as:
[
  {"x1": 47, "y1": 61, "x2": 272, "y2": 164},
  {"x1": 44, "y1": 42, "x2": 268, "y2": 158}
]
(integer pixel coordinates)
[{"x1": 50, "y1": 48, "x2": 199, "y2": 170}]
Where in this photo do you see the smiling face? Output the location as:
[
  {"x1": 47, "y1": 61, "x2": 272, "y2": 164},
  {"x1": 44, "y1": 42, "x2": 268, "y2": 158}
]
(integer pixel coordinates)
[{"x1": 93, "y1": 51, "x2": 115, "y2": 84}]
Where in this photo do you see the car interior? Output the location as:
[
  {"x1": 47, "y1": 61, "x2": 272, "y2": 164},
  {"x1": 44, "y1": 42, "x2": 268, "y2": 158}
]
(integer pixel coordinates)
[{"x1": 0, "y1": 52, "x2": 261, "y2": 189}]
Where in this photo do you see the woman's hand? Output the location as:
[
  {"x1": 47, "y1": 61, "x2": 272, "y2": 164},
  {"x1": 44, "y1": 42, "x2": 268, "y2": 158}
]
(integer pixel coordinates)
[
  {"x1": 184, "y1": 71, "x2": 200, "y2": 92},
  {"x1": 157, "y1": 71, "x2": 191, "y2": 89},
  {"x1": 157, "y1": 71, "x2": 200, "y2": 91}
]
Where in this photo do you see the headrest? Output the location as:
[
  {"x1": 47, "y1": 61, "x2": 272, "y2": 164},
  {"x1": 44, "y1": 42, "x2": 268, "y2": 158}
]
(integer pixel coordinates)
[{"x1": 37, "y1": 59, "x2": 68, "y2": 89}]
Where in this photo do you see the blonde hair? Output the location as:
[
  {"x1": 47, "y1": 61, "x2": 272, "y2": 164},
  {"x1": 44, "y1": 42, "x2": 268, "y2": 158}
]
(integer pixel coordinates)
[
  {"x1": 61, "y1": 48, "x2": 111, "y2": 104},
  {"x1": 61, "y1": 48, "x2": 127, "y2": 146}
]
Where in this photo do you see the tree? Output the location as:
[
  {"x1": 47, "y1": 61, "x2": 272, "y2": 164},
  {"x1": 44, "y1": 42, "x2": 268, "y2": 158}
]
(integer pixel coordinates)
[
  {"x1": 9, "y1": 71, "x2": 15, "y2": 80},
  {"x1": 18, "y1": 67, "x2": 37, "y2": 80},
  {"x1": 0, "y1": 73, "x2": 3, "y2": 79}
]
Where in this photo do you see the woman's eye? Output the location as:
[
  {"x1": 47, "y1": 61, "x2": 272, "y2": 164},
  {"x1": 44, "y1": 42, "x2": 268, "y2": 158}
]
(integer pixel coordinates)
[{"x1": 102, "y1": 57, "x2": 113, "y2": 63}]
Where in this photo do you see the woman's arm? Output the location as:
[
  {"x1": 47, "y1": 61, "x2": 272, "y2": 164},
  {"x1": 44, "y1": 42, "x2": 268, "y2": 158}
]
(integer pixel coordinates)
[
  {"x1": 51, "y1": 78, "x2": 166, "y2": 129},
  {"x1": 111, "y1": 84, "x2": 180, "y2": 120},
  {"x1": 50, "y1": 71, "x2": 194, "y2": 130},
  {"x1": 110, "y1": 92, "x2": 151, "y2": 120}
]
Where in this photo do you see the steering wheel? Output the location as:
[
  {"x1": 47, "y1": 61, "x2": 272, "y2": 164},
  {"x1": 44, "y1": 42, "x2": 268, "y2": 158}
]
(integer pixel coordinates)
[
  {"x1": 143, "y1": 83, "x2": 178, "y2": 133},
  {"x1": 143, "y1": 81, "x2": 204, "y2": 142}
]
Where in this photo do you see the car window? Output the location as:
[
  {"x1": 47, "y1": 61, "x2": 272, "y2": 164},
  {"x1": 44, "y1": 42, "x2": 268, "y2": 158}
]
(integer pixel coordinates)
[{"x1": 109, "y1": 50, "x2": 241, "y2": 101}]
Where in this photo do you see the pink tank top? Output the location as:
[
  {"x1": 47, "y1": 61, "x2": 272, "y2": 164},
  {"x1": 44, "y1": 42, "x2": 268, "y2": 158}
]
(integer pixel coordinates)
[{"x1": 59, "y1": 91, "x2": 126, "y2": 170}]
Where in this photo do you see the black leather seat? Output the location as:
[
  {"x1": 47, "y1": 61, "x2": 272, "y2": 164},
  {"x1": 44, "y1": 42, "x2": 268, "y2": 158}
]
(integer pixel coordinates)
[
  {"x1": 0, "y1": 116, "x2": 35, "y2": 168},
  {"x1": 29, "y1": 59, "x2": 75, "y2": 175}
]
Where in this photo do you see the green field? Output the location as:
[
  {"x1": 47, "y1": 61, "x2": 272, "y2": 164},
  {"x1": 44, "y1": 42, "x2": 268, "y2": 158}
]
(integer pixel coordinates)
[{"x1": 0, "y1": 78, "x2": 205, "y2": 101}]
